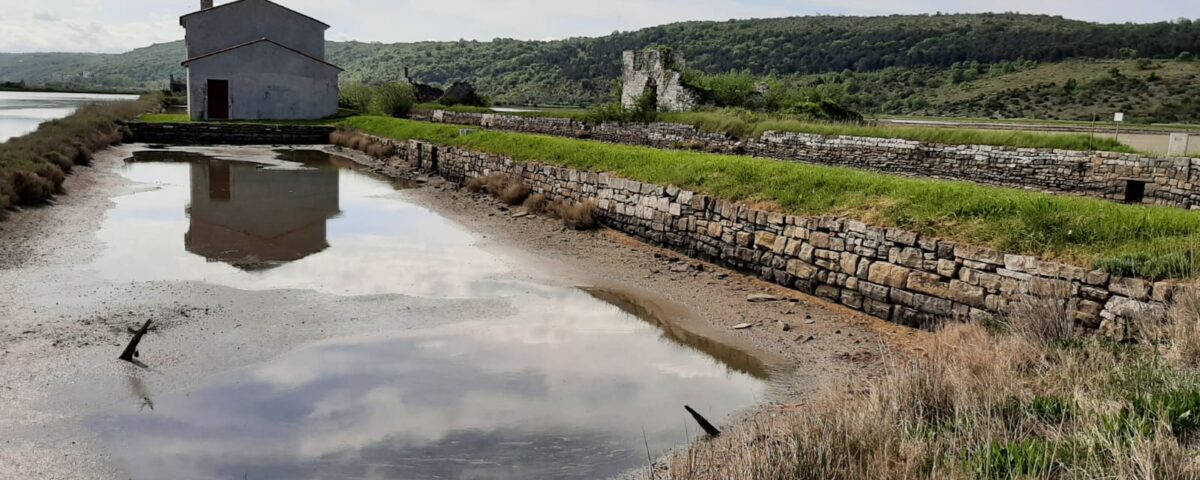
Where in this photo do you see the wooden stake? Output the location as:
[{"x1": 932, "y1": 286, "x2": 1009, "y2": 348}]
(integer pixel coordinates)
[
  {"x1": 684, "y1": 405, "x2": 721, "y2": 437},
  {"x1": 119, "y1": 320, "x2": 153, "y2": 362}
]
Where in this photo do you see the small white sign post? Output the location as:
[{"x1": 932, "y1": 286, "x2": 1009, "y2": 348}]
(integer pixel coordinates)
[
  {"x1": 1169, "y1": 133, "x2": 1190, "y2": 157},
  {"x1": 1113, "y1": 112, "x2": 1125, "y2": 143}
]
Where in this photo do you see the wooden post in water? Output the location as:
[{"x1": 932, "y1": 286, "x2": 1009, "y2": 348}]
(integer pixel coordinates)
[
  {"x1": 684, "y1": 405, "x2": 721, "y2": 437},
  {"x1": 119, "y1": 320, "x2": 153, "y2": 362}
]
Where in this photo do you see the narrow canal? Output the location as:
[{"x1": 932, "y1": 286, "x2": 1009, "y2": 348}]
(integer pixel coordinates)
[
  {"x1": 80, "y1": 146, "x2": 769, "y2": 479},
  {"x1": 0, "y1": 91, "x2": 139, "y2": 142}
]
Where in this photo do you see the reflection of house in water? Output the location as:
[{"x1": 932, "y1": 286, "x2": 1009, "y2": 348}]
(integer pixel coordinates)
[{"x1": 186, "y1": 160, "x2": 340, "y2": 270}]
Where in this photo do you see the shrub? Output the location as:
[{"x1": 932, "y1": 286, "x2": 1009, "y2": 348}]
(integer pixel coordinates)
[
  {"x1": 339, "y1": 82, "x2": 374, "y2": 112},
  {"x1": 682, "y1": 70, "x2": 761, "y2": 108},
  {"x1": 370, "y1": 82, "x2": 417, "y2": 117},
  {"x1": 584, "y1": 99, "x2": 658, "y2": 124}
]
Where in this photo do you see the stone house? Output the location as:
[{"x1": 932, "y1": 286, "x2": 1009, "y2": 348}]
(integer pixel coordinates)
[{"x1": 180, "y1": 0, "x2": 340, "y2": 120}]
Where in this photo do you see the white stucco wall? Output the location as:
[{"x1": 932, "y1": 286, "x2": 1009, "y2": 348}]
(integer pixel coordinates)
[
  {"x1": 186, "y1": 41, "x2": 339, "y2": 120},
  {"x1": 182, "y1": 0, "x2": 327, "y2": 59}
]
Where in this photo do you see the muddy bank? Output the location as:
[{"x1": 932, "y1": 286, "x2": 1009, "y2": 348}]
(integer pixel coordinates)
[{"x1": 0, "y1": 144, "x2": 901, "y2": 479}]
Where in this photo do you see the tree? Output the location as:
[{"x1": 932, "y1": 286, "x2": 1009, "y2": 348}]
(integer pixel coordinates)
[
  {"x1": 339, "y1": 82, "x2": 374, "y2": 112},
  {"x1": 370, "y1": 83, "x2": 417, "y2": 117}
]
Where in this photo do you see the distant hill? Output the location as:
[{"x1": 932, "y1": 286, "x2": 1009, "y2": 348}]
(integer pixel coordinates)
[{"x1": 2, "y1": 13, "x2": 1198, "y2": 120}]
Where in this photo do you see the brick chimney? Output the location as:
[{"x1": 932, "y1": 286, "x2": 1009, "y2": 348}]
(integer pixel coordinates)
[{"x1": 201, "y1": 0, "x2": 213, "y2": 9}]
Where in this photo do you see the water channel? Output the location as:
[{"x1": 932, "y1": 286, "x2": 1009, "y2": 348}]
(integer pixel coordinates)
[
  {"x1": 85, "y1": 146, "x2": 769, "y2": 479},
  {"x1": 0, "y1": 90, "x2": 139, "y2": 142}
]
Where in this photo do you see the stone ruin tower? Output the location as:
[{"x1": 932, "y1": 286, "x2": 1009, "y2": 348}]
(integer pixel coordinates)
[{"x1": 621, "y1": 49, "x2": 699, "y2": 112}]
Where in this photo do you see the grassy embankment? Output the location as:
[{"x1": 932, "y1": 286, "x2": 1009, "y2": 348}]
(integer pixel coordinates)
[
  {"x1": 0, "y1": 94, "x2": 161, "y2": 216},
  {"x1": 670, "y1": 293, "x2": 1200, "y2": 479},
  {"x1": 339, "y1": 116, "x2": 1200, "y2": 281},
  {"x1": 409, "y1": 105, "x2": 1136, "y2": 153}
]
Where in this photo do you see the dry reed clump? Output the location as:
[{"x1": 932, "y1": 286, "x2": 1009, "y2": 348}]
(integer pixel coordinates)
[
  {"x1": 366, "y1": 141, "x2": 396, "y2": 158},
  {"x1": 522, "y1": 193, "x2": 547, "y2": 213},
  {"x1": 462, "y1": 174, "x2": 597, "y2": 229},
  {"x1": 492, "y1": 176, "x2": 530, "y2": 205},
  {"x1": 664, "y1": 295, "x2": 1200, "y2": 480},
  {"x1": 551, "y1": 199, "x2": 598, "y2": 230},
  {"x1": 465, "y1": 176, "x2": 487, "y2": 193},
  {"x1": 330, "y1": 128, "x2": 397, "y2": 158},
  {"x1": 464, "y1": 173, "x2": 531, "y2": 206},
  {"x1": 1166, "y1": 289, "x2": 1200, "y2": 367},
  {"x1": 1001, "y1": 294, "x2": 1077, "y2": 348}
]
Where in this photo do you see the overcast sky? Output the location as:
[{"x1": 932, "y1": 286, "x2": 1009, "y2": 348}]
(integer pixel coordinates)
[{"x1": 0, "y1": 0, "x2": 1197, "y2": 54}]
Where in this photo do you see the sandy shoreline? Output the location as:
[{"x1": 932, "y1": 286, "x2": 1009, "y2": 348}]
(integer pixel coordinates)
[{"x1": 0, "y1": 144, "x2": 914, "y2": 478}]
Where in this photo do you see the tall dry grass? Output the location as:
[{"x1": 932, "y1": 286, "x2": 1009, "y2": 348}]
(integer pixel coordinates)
[
  {"x1": 665, "y1": 293, "x2": 1200, "y2": 480},
  {"x1": 462, "y1": 172, "x2": 598, "y2": 230},
  {"x1": 552, "y1": 200, "x2": 598, "y2": 230},
  {"x1": 330, "y1": 128, "x2": 397, "y2": 158},
  {"x1": 0, "y1": 94, "x2": 161, "y2": 214},
  {"x1": 464, "y1": 173, "x2": 529, "y2": 205}
]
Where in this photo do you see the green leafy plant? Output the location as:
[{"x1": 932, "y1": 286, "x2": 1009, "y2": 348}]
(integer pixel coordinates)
[{"x1": 370, "y1": 82, "x2": 417, "y2": 117}]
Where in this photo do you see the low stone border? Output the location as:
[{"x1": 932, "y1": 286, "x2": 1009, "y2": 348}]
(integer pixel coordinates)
[
  {"x1": 354, "y1": 133, "x2": 1197, "y2": 333},
  {"x1": 126, "y1": 122, "x2": 335, "y2": 145},
  {"x1": 411, "y1": 110, "x2": 1200, "y2": 210}
]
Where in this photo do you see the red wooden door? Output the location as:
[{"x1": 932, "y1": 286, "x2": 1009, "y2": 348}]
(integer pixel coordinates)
[{"x1": 207, "y1": 79, "x2": 229, "y2": 120}]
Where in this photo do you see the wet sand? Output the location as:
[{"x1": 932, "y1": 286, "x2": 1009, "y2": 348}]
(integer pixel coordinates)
[{"x1": 0, "y1": 144, "x2": 908, "y2": 478}]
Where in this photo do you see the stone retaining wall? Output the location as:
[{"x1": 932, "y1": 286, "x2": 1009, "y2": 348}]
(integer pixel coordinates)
[
  {"x1": 353, "y1": 135, "x2": 1196, "y2": 334},
  {"x1": 410, "y1": 110, "x2": 1200, "y2": 210},
  {"x1": 126, "y1": 122, "x2": 335, "y2": 145}
]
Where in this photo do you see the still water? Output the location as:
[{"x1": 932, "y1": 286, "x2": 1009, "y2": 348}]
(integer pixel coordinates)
[
  {"x1": 89, "y1": 147, "x2": 768, "y2": 479},
  {"x1": 0, "y1": 90, "x2": 139, "y2": 142}
]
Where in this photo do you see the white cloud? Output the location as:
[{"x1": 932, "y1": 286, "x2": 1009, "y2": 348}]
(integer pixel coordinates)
[
  {"x1": 0, "y1": 2, "x2": 183, "y2": 53},
  {"x1": 0, "y1": 0, "x2": 1195, "y2": 53}
]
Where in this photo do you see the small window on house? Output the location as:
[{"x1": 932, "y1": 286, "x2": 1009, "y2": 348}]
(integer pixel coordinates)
[{"x1": 1124, "y1": 180, "x2": 1146, "y2": 204}]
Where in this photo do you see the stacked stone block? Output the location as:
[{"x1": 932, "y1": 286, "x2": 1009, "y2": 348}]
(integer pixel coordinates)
[
  {"x1": 360, "y1": 134, "x2": 1197, "y2": 333},
  {"x1": 127, "y1": 122, "x2": 334, "y2": 145}
]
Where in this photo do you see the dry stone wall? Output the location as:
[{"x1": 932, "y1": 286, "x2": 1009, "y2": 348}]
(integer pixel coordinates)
[
  {"x1": 127, "y1": 122, "x2": 334, "y2": 145},
  {"x1": 410, "y1": 110, "x2": 1200, "y2": 209},
  {"x1": 353, "y1": 134, "x2": 1196, "y2": 334}
]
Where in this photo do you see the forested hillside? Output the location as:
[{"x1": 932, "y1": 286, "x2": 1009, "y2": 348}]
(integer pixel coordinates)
[{"x1": 2, "y1": 13, "x2": 1198, "y2": 120}]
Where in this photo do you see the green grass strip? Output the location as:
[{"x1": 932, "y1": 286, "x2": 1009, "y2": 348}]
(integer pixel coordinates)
[
  {"x1": 137, "y1": 113, "x2": 190, "y2": 123},
  {"x1": 340, "y1": 115, "x2": 1200, "y2": 280}
]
